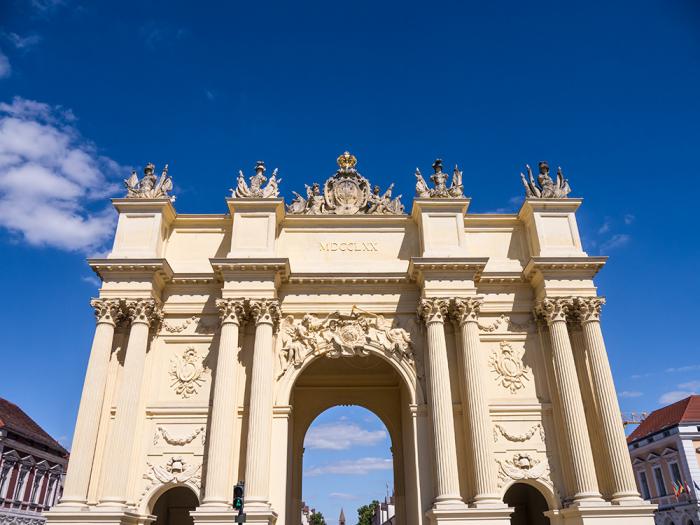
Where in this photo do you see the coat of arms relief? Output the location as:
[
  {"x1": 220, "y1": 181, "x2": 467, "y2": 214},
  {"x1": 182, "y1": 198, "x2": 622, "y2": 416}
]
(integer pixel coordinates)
[{"x1": 277, "y1": 307, "x2": 414, "y2": 377}]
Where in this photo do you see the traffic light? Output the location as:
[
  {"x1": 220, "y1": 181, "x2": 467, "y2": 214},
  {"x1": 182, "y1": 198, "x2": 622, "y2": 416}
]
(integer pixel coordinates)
[{"x1": 233, "y1": 482, "x2": 245, "y2": 514}]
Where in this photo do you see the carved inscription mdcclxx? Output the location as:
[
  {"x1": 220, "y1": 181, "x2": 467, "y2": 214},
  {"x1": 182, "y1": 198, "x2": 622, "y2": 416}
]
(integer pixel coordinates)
[{"x1": 319, "y1": 241, "x2": 379, "y2": 252}]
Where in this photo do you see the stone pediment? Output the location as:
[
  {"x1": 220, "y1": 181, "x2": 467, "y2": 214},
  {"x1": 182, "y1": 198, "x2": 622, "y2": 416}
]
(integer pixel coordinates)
[{"x1": 286, "y1": 151, "x2": 405, "y2": 215}]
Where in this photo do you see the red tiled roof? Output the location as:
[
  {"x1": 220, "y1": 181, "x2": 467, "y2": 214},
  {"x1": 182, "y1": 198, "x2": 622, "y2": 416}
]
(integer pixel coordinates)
[
  {"x1": 628, "y1": 395, "x2": 700, "y2": 443},
  {"x1": 0, "y1": 397, "x2": 68, "y2": 455}
]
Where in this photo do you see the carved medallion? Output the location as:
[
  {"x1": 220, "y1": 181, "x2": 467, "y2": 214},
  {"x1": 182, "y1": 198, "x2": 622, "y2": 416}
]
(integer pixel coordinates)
[
  {"x1": 496, "y1": 453, "x2": 550, "y2": 488},
  {"x1": 169, "y1": 347, "x2": 207, "y2": 398},
  {"x1": 489, "y1": 341, "x2": 531, "y2": 393}
]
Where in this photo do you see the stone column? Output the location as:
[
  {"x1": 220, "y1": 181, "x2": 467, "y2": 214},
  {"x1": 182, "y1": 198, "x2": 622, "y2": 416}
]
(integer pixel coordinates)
[
  {"x1": 417, "y1": 299, "x2": 464, "y2": 507},
  {"x1": 99, "y1": 299, "x2": 160, "y2": 507},
  {"x1": 243, "y1": 299, "x2": 280, "y2": 512},
  {"x1": 575, "y1": 297, "x2": 642, "y2": 504},
  {"x1": 202, "y1": 299, "x2": 246, "y2": 506},
  {"x1": 451, "y1": 298, "x2": 501, "y2": 507},
  {"x1": 60, "y1": 299, "x2": 122, "y2": 507},
  {"x1": 537, "y1": 298, "x2": 602, "y2": 504}
]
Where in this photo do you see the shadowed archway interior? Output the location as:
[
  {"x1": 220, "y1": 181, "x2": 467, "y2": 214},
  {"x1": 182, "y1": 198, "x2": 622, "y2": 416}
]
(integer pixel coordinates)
[
  {"x1": 152, "y1": 486, "x2": 199, "y2": 525},
  {"x1": 503, "y1": 483, "x2": 550, "y2": 525}
]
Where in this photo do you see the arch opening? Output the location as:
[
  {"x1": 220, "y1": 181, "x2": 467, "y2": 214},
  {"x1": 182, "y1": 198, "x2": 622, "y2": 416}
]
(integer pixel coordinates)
[
  {"x1": 286, "y1": 353, "x2": 420, "y2": 525},
  {"x1": 150, "y1": 485, "x2": 199, "y2": 525},
  {"x1": 503, "y1": 482, "x2": 550, "y2": 525}
]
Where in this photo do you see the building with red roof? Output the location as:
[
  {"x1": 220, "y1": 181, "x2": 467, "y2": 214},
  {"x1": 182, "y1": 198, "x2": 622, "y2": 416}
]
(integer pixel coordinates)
[
  {"x1": 0, "y1": 397, "x2": 68, "y2": 525},
  {"x1": 627, "y1": 395, "x2": 700, "y2": 525}
]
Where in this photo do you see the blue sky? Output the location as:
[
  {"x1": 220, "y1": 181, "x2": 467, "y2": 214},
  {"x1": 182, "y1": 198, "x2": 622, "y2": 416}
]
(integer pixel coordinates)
[{"x1": 0, "y1": 0, "x2": 699, "y2": 523}]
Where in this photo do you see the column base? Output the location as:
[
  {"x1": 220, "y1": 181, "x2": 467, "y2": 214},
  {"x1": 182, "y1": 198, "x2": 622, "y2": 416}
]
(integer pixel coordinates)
[
  {"x1": 547, "y1": 502, "x2": 656, "y2": 525},
  {"x1": 427, "y1": 503, "x2": 513, "y2": 524},
  {"x1": 191, "y1": 506, "x2": 236, "y2": 525},
  {"x1": 44, "y1": 508, "x2": 151, "y2": 525}
]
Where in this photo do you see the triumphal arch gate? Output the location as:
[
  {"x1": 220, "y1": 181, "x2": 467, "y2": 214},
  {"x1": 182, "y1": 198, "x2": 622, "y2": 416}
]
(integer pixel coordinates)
[{"x1": 46, "y1": 154, "x2": 655, "y2": 525}]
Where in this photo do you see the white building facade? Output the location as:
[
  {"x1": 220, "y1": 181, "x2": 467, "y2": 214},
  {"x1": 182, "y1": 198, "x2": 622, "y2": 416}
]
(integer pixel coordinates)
[{"x1": 45, "y1": 154, "x2": 655, "y2": 525}]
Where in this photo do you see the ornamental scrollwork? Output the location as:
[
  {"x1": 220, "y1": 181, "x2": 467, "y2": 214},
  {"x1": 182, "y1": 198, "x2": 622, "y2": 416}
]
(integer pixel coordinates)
[
  {"x1": 248, "y1": 299, "x2": 281, "y2": 328},
  {"x1": 216, "y1": 298, "x2": 247, "y2": 325},
  {"x1": 496, "y1": 453, "x2": 551, "y2": 488},
  {"x1": 169, "y1": 347, "x2": 207, "y2": 398},
  {"x1": 535, "y1": 297, "x2": 574, "y2": 324},
  {"x1": 520, "y1": 161, "x2": 571, "y2": 199},
  {"x1": 286, "y1": 152, "x2": 404, "y2": 215},
  {"x1": 493, "y1": 423, "x2": 545, "y2": 444},
  {"x1": 478, "y1": 314, "x2": 534, "y2": 333},
  {"x1": 140, "y1": 457, "x2": 201, "y2": 507},
  {"x1": 417, "y1": 298, "x2": 450, "y2": 325},
  {"x1": 415, "y1": 159, "x2": 464, "y2": 198},
  {"x1": 451, "y1": 297, "x2": 482, "y2": 324},
  {"x1": 277, "y1": 309, "x2": 414, "y2": 377},
  {"x1": 162, "y1": 316, "x2": 196, "y2": 333},
  {"x1": 124, "y1": 298, "x2": 161, "y2": 327},
  {"x1": 573, "y1": 296, "x2": 605, "y2": 324},
  {"x1": 232, "y1": 161, "x2": 280, "y2": 199},
  {"x1": 124, "y1": 162, "x2": 174, "y2": 201},
  {"x1": 489, "y1": 341, "x2": 531, "y2": 394}
]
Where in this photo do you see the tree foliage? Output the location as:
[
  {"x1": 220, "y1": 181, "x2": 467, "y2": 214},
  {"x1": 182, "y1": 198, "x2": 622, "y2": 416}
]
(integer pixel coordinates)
[
  {"x1": 356, "y1": 500, "x2": 379, "y2": 525},
  {"x1": 309, "y1": 511, "x2": 326, "y2": 525}
]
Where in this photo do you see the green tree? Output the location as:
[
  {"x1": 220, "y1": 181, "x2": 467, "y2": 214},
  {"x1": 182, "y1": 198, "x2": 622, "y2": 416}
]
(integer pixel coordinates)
[
  {"x1": 356, "y1": 500, "x2": 379, "y2": 525},
  {"x1": 309, "y1": 511, "x2": 326, "y2": 525}
]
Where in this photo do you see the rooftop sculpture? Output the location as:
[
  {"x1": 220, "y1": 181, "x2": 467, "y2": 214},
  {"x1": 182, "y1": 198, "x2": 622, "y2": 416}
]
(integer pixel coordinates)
[
  {"x1": 124, "y1": 163, "x2": 174, "y2": 201},
  {"x1": 232, "y1": 161, "x2": 281, "y2": 198},
  {"x1": 287, "y1": 151, "x2": 404, "y2": 215},
  {"x1": 520, "y1": 161, "x2": 571, "y2": 199},
  {"x1": 415, "y1": 159, "x2": 464, "y2": 198}
]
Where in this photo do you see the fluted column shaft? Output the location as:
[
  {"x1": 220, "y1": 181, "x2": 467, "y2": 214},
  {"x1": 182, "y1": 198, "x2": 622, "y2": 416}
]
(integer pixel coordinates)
[
  {"x1": 538, "y1": 298, "x2": 602, "y2": 504},
  {"x1": 203, "y1": 299, "x2": 246, "y2": 506},
  {"x1": 60, "y1": 299, "x2": 121, "y2": 506},
  {"x1": 452, "y1": 298, "x2": 501, "y2": 506},
  {"x1": 244, "y1": 299, "x2": 280, "y2": 508},
  {"x1": 577, "y1": 297, "x2": 641, "y2": 503},
  {"x1": 418, "y1": 299, "x2": 463, "y2": 506},
  {"x1": 100, "y1": 299, "x2": 159, "y2": 506}
]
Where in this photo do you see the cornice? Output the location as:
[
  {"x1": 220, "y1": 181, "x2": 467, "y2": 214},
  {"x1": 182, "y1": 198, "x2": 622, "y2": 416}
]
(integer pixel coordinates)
[
  {"x1": 111, "y1": 198, "x2": 176, "y2": 222},
  {"x1": 88, "y1": 258, "x2": 174, "y2": 281},
  {"x1": 408, "y1": 257, "x2": 488, "y2": 280},
  {"x1": 169, "y1": 273, "x2": 218, "y2": 285},
  {"x1": 523, "y1": 256, "x2": 607, "y2": 281},
  {"x1": 210, "y1": 257, "x2": 290, "y2": 280},
  {"x1": 478, "y1": 271, "x2": 526, "y2": 284}
]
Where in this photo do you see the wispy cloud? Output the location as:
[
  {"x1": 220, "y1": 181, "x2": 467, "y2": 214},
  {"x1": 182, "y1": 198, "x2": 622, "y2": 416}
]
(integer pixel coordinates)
[
  {"x1": 678, "y1": 380, "x2": 700, "y2": 390},
  {"x1": 205, "y1": 89, "x2": 215, "y2": 101},
  {"x1": 329, "y1": 492, "x2": 358, "y2": 500},
  {"x1": 619, "y1": 391, "x2": 643, "y2": 398},
  {"x1": 598, "y1": 220, "x2": 611, "y2": 235},
  {"x1": 5, "y1": 32, "x2": 42, "y2": 50},
  {"x1": 600, "y1": 233, "x2": 630, "y2": 253},
  {"x1": 0, "y1": 50, "x2": 10, "y2": 79},
  {"x1": 624, "y1": 214, "x2": 635, "y2": 225},
  {"x1": 630, "y1": 372, "x2": 653, "y2": 379},
  {"x1": 81, "y1": 274, "x2": 101, "y2": 288},
  {"x1": 658, "y1": 390, "x2": 696, "y2": 405},
  {"x1": 0, "y1": 96, "x2": 122, "y2": 252},
  {"x1": 665, "y1": 365, "x2": 700, "y2": 373},
  {"x1": 305, "y1": 457, "x2": 392, "y2": 476},
  {"x1": 305, "y1": 422, "x2": 387, "y2": 450}
]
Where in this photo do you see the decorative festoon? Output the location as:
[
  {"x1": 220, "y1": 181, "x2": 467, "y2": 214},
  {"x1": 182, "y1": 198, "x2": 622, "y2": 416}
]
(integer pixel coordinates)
[
  {"x1": 415, "y1": 159, "x2": 464, "y2": 198},
  {"x1": 520, "y1": 161, "x2": 571, "y2": 199},
  {"x1": 287, "y1": 151, "x2": 405, "y2": 215},
  {"x1": 124, "y1": 163, "x2": 174, "y2": 201},
  {"x1": 232, "y1": 161, "x2": 281, "y2": 198}
]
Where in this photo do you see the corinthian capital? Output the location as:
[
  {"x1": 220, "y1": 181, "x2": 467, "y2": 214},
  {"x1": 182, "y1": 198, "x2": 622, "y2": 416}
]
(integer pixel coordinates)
[
  {"x1": 574, "y1": 296, "x2": 605, "y2": 324},
  {"x1": 123, "y1": 298, "x2": 161, "y2": 327},
  {"x1": 535, "y1": 297, "x2": 574, "y2": 324},
  {"x1": 417, "y1": 298, "x2": 450, "y2": 325},
  {"x1": 90, "y1": 298, "x2": 124, "y2": 326},
  {"x1": 450, "y1": 297, "x2": 483, "y2": 324},
  {"x1": 248, "y1": 299, "x2": 281, "y2": 328},
  {"x1": 216, "y1": 298, "x2": 247, "y2": 325}
]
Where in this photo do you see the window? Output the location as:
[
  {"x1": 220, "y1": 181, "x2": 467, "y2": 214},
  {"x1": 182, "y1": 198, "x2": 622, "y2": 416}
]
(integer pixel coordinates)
[
  {"x1": 654, "y1": 466, "x2": 667, "y2": 496},
  {"x1": 670, "y1": 462, "x2": 682, "y2": 485},
  {"x1": 639, "y1": 471, "x2": 651, "y2": 499}
]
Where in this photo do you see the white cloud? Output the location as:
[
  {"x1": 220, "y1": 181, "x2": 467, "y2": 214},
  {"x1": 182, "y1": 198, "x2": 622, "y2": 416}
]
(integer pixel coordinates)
[
  {"x1": 659, "y1": 391, "x2": 696, "y2": 405},
  {"x1": 624, "y1": 214, "x2": 635, "y2": 225},
  {"x1": 5, "y1": 32, "x2": 42, "y2": 50},
  {"x1": 665, "y1": 365, "x2": 700, "y2": 373},
  {"x1": 0, "y1": 97, "x2": 122, "y2": 252},
  {"x1": 600, "y1": 233, "x2": 630, "y2": 252},
  {"x1": 598, "y1": 221, "x2": 611, "y2": 235},
  {"x1": 619, "y1": 391, "x2": 643, "y2": 398},
  {"x1": 0, "y1": 50, "x2": 10, "y2": 79},
  {"x1": 305, "y1": 422, "x2": 387, "y2": 450},
  {"x1": 678, "y1": 380, "x2": 700, "y2": 390},
  {"x1": 329, "y1": 492, "x2": 358, "y2": 500},
  {"x1": 305, "y1": 457, "x2": 392, "y2": 476}
]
